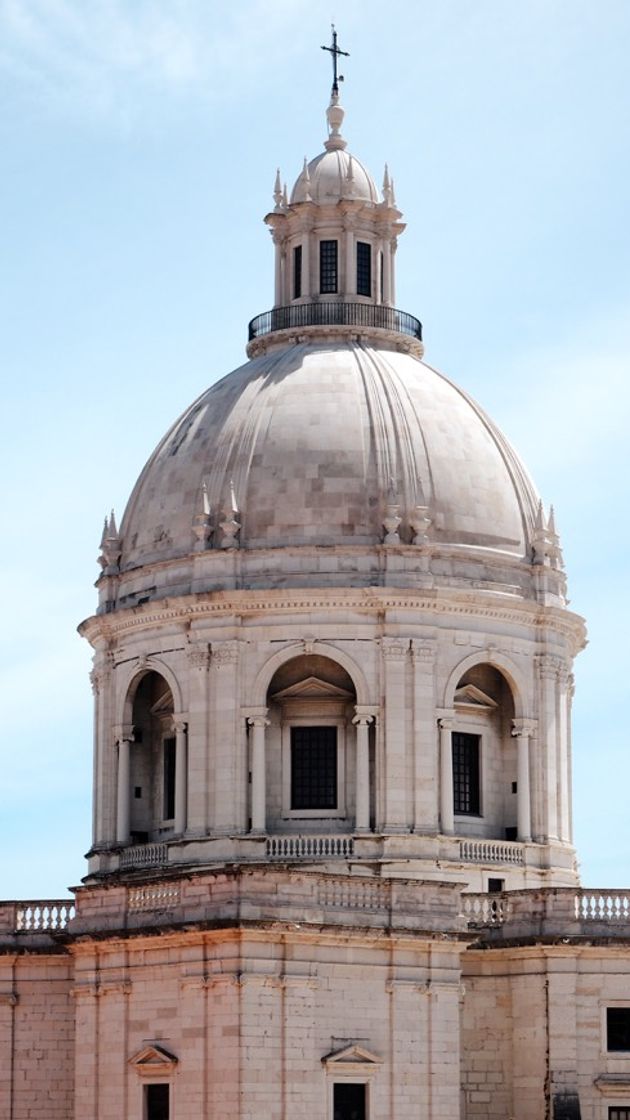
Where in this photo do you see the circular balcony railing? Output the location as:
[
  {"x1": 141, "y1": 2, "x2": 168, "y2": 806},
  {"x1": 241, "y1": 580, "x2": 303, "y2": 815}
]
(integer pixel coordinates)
[{"x1": 248, "y1": 301, "x2": 422, "y2": 343}]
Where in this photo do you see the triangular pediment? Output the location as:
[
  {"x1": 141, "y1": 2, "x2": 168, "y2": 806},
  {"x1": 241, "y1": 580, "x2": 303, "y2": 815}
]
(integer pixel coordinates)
[
  {"x1": 129, "y1": 1044, "x2": 178, "y2": 1074},
  {"x1": 454, "y1": 684, "x2": 497, "y2": 710},
  {"x1": 150, "y1": 688, "x2": 174, "y2": 716},
  {"x1": 272, "y1": 676, "x2": 354, "y2": 701},
  {"x1": 322, "y1": 1044, "x2": 383, "y2": 1067}
]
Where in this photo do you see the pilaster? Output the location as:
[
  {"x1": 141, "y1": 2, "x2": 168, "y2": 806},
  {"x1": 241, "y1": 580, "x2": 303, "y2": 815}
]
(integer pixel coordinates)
[
  {"x1": 411, "y1": 640, "x2": 437, "y2": 832},
  {"x1": 211, "y1": 640, "x2": 244, "y2": 834},
  {"x1": 381, "y1": 637, "x2": 410, "y2": 832}
]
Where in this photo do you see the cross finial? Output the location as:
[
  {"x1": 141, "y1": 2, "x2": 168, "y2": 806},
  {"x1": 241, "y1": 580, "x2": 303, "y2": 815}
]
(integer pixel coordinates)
[{"x1": 321, "y1": 24, "x2": 349, "y2": 96}]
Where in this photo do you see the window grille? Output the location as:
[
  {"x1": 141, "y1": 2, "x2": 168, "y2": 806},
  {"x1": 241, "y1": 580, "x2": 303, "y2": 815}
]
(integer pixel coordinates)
[
  {"x1": 320, "y1": 240, "x2": 338, "y2": 293},
  {"x1": 356, "y1": 241, "x2": 371, "y2": 297},
  {"x1": 290, "y1": 726, "x2": 337, "y2": 810},
  {"x1": 163, "y1": 738, "x2": 176, "y2": 820},
  {"x1": 608, "y1": 1008, "x2": 630, "y2": 1051},
  {"x1": 452, "y1": 732, "x2": 480, "y2": 815},
  {"x1": 146, "y1": 1084, "x2": 169, "y2": 1120},
  {"x1": 334, "y1": 1082, "x2": 366, "y2": 1120},
  {"x1": 293, "y1": 245, "x2": 302, "y2": 299},
  {"x1": 609, "y1": 1110, "x2": 630, "y2": 1120}
]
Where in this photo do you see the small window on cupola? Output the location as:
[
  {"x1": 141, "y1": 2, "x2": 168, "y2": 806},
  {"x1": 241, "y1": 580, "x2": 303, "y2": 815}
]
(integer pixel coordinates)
[
  {"x1": 357, "y1": 242, "x2": 371, "y2": 297},
  {"x1": 293, "y1": 245, "x2": 302, "y2": 299},
  {"x1": 320, "y1": 240, "x2": 338, "y2": 293}
]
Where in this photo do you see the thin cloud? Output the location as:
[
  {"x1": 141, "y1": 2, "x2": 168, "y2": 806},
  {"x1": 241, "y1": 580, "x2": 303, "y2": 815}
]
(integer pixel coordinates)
[{"x1": 0, "y1": 0, "x2": 318, "y2": 121}]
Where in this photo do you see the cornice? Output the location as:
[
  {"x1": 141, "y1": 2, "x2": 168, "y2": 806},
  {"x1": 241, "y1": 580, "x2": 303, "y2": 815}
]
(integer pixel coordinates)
[{"x1": 79, "y1": 585, "x2": 586, "y2": 652}]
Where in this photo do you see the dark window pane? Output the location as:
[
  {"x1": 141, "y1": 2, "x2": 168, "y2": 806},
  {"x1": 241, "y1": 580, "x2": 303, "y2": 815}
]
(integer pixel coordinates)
[
  {"x1": 452, "y1": 732, "x2": 480, "y2": 815},
  {"x1": 163, "y1": 737, "x2": 176, "y2": 820},
  {"x1": 334, "y1": 1082, "x2": 366, "y2": 1120},
  {"x1": 356, "y1": 241, "x2": 371, "y2": 297},
  {"x1": 320, "y1": 239, "x2": 338, "y2": 293},
  {"x1": 293, "y1": 245, "x2": 302, "y2": 299},
  {"x1": 146, "y1": 1084, "x2": 169, "y2": 1120},
  {"x1": 609, "y1": 1111, "x2": 630, "y2": 1120},
  {"x1": 608, "y1": 1008, "x2": 630, "y2": 1051},
  {"x1": 291, "y1": 726, "x2": 337, "y2": 810}
]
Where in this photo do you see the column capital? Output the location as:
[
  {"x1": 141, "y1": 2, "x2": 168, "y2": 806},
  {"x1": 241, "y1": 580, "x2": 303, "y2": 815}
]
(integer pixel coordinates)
[
  {"x1": 381, "y1": 637, "x2": 410, "y2": 661},
  {"x1": 173, "y1": 718, "x2": 188, "y2": 735},
  {"x1": 211, "y1": 640, "x2": 240, "y2": 669},
  {"x1": 437, "y1": 714, "x2": 456, "y2": 732},
  {"x1": 113, "y1": 724, "x2": 134, "y2": 744},
  {"x1": 353, "y1": 705, "x2": 378, "y2": 726},
  {"x1": 410, "y1": 639, "x2": 435, "y2": 664},
  {"x1": 245, "y1": 707, "x2": 270, "y2": 728},
  {"x1": 512, "y1": 718, "x2": 537, "y2": 739},
  {"x1": 187, "y1": 643, "x2": 211, "y2": 670}
]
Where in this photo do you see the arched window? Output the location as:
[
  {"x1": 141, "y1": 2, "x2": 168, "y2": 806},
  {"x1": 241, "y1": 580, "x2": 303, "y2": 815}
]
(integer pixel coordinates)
[
  {"x1": 452, "y1": 664, "x2": 516, "y2": 840},
  {"x1": 264, "y1": 655, "x2": 361, "y2": 830},
  {"x1": 129, "y1": 671, "x2": 175, "y2": 842}
]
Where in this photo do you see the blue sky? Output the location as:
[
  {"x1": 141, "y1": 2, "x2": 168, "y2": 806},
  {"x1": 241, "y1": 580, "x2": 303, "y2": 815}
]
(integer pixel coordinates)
[{"x1": 1, "y1": 0, "x2": 628, "y2": 897}]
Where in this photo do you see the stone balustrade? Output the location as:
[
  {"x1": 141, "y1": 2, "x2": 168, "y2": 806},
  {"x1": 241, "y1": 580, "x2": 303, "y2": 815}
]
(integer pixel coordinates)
[
  {"x1": 459, "y1": 839, "x2": 524, "y2": 866},
  {"x1": 0, "y1": 899, "x2": 75, "y2": 935},
  {"x1": 463, "y1": 888, "x2": 630, "y2": 939},
  {"x1": 266, "y1": 835, "x2": 355, "y2": 860}
]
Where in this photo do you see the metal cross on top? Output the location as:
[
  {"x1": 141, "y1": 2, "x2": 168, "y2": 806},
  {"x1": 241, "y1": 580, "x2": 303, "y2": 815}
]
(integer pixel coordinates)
[{"x1": 321, "y1": 24, "x2": 349, "y2": 95}]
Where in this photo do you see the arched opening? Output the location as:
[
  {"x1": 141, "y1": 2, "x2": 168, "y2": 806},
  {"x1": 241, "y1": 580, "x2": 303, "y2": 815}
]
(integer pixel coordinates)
[
  {"x1": 262, "y1": 654, "x2": 366, "y2": 833},
  {"x1": 452, "y1": 664, "x2": 517, "y2": 841},
  {"x1": 128, "y1": 671, "x2": 176, "y2": 843}
]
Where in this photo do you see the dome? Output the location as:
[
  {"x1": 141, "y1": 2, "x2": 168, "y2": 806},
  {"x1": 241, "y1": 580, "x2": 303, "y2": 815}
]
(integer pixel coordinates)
[
  {"x1": 119, "y1": 340, "x2": 539, "y2": 572},
  {"x1": 290, "y1": 149, "x2": 380, "y2": 205}
]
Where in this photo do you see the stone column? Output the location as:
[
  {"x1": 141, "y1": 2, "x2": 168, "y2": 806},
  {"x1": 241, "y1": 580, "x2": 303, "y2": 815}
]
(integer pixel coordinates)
[
  {"x1": 352, "y1": 707, "x2": 376, "y2": 832},
  {"x1": 211, "y1": 641, "x2": 243, "y2": 834},
  {"x1": 344, "y1": 222, "x2": 355, "y2": 297},
  {"x1": 512, "y1": 719, "x2": 535, "y2": 843},
  {"x1": 390, "y1": 236, "x2": 398, "y2": 305},
  {"x1": 187, "y1": 644, "x2": 211, "y2": 835},
  {"x1": 174, "y1": 719, "x2": 188, "y2": 836},
  {"x1": 246, "y1": 709, "x2": 269, "y2": 834},
  {"x1": 536, "y1": 654, "x2": 559, "y2": 841},
  {"x1": 302, "y1": 224, "x2": 312, "y2": 298},
  {"x1": 115, "y1": 726, "x2": 133, "y2": 844},
  {"x1": 383, "y1": 239, "x2": 392, "y2": 305},
  {"x1": 555, "y1": 663, "x2": 570, "y2": 843},
  {"x1": 382, "y1": 638, "x2": 410, "y2": 832},
  {"x1": 273, "y1": 232, "x2": 283, "y2": 306},
  {"x1": 438, "y1": 716, "x2": 455, "y2": 835},
  {"x1": 411, "y1": 640, "x2": 437, "y2": 832},
  {"x1": 90, "y1": 650, "x2": 115, "y2": 846},
  {"x1": 375, "y1": 238, "x2": 384, "y2": 303}
]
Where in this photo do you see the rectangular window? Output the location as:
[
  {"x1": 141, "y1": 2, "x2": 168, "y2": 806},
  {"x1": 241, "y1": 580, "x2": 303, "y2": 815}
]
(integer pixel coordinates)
[
  {"x1": 487, "y1": 878, "x2": 505, "y2": 894},
  {"x1": 145, "y1": 1083, "x2": 169, "y2": 1120},
  {"x1": 293, "y1": 244, "x2": 302, "y2": 299},
  {"x1": 607, "y1": 1008, "x2": 630, "y2": 1051},
  {"x1": 163, "y1": 737, "x2": 176, "y2": 820},
  {"x1": 452, "y1": 732, "x2": 480, "y2": 815},
  {"x1": 356, "y1": 242, "x2": 371, "y2": 297},
  {"x1": 291, "y1": 726, "x2": 337, "y2": 810},
  {"x1": 334, "y1": 1082, "x2": 366, "y2": 1120},
  {"x1": 609, "y1": 1110, "x2": 630, "y2": 1120},
  {"x1": 320, "y1": 239, "x2": 338, "y2": 293}
]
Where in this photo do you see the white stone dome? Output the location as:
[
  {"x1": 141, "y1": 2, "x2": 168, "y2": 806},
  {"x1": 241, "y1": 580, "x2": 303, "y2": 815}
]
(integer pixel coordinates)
[
  {"x1": 119, "y1": 339, "x2": 539, "y2": 573},
  {"x1": 290, "y1": 148, "x2": 380, "y2": 205}
]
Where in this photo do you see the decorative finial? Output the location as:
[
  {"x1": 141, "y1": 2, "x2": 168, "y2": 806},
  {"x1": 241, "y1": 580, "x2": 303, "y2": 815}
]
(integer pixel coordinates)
[
  {"x1": 98, "y1": 509, "x2": 121, "y2": 573},
  {"x1": 219, "y1": 480, "x2": 241, "y2": 550},
  {"x1": 273, "y1": 168, "x2": 283, "y2": 211},
  {"x1": 321, "y1": 24, "x2": 349, "y2": 97},
  {"x1": 192, "y1": 481, "x2": 213, "y2": 552},
  {"x1": 383, "y1": 480, "x2": 402, "y2": 546},
  {"x1": 383, "y1": 164, "x2": 393, "y2": 206}
]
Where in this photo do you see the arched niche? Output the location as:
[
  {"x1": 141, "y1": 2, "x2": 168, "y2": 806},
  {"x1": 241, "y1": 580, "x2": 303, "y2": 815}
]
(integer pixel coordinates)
[
  {"x1": 252, "y1": 641, "x2": 370, "y2": 708},
  {"x1": 450, "y1": 662, "x2": 518, "y2": 842},
  {"x1": 262, "y1": 654, "x2": 366, "y2": 833},
  {"x1": 127, "y1": 670, "x2": 176, "y2": 843}
]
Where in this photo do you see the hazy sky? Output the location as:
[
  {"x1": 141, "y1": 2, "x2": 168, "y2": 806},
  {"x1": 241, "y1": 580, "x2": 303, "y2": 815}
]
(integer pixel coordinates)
[{"x1": 1, "y1": 0, "x2": 628, "y2": 898}]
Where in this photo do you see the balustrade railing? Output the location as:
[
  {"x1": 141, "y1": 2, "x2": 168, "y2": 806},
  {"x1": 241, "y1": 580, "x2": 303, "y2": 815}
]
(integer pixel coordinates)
[
  {"x1": 459, "y1": 839, "x2": 524, "y2": 866},
  {"x1": 15, "y1": 900, "x2": 75, "y2": 932},
  {"x1": 462, "y1": 894, "x2": 511, "y2": 927},
  {"x1": 248, "y1": 302, "x2": 422, "y2": 343},
  {"x1": 266, "y1": 835, "x2": 355, "y2": 860},
  {"x1": 119, "y1": 842, "x2": 168, "y2": 870},
  {"x1": 576, "y1": 891, "x2": 630, "y2": 922},
  {"x1": 128, "y1": 883, "x2": 181, "y2": 912}
]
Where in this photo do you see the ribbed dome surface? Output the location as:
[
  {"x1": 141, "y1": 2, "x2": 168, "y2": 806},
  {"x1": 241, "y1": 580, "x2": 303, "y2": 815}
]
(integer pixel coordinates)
[
  {"x1": 290, "y1": 149, "x2": 379, "y2": 205},
  {"x1": 119, "y1": 341, "x2": 539, "y2": 572}
]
